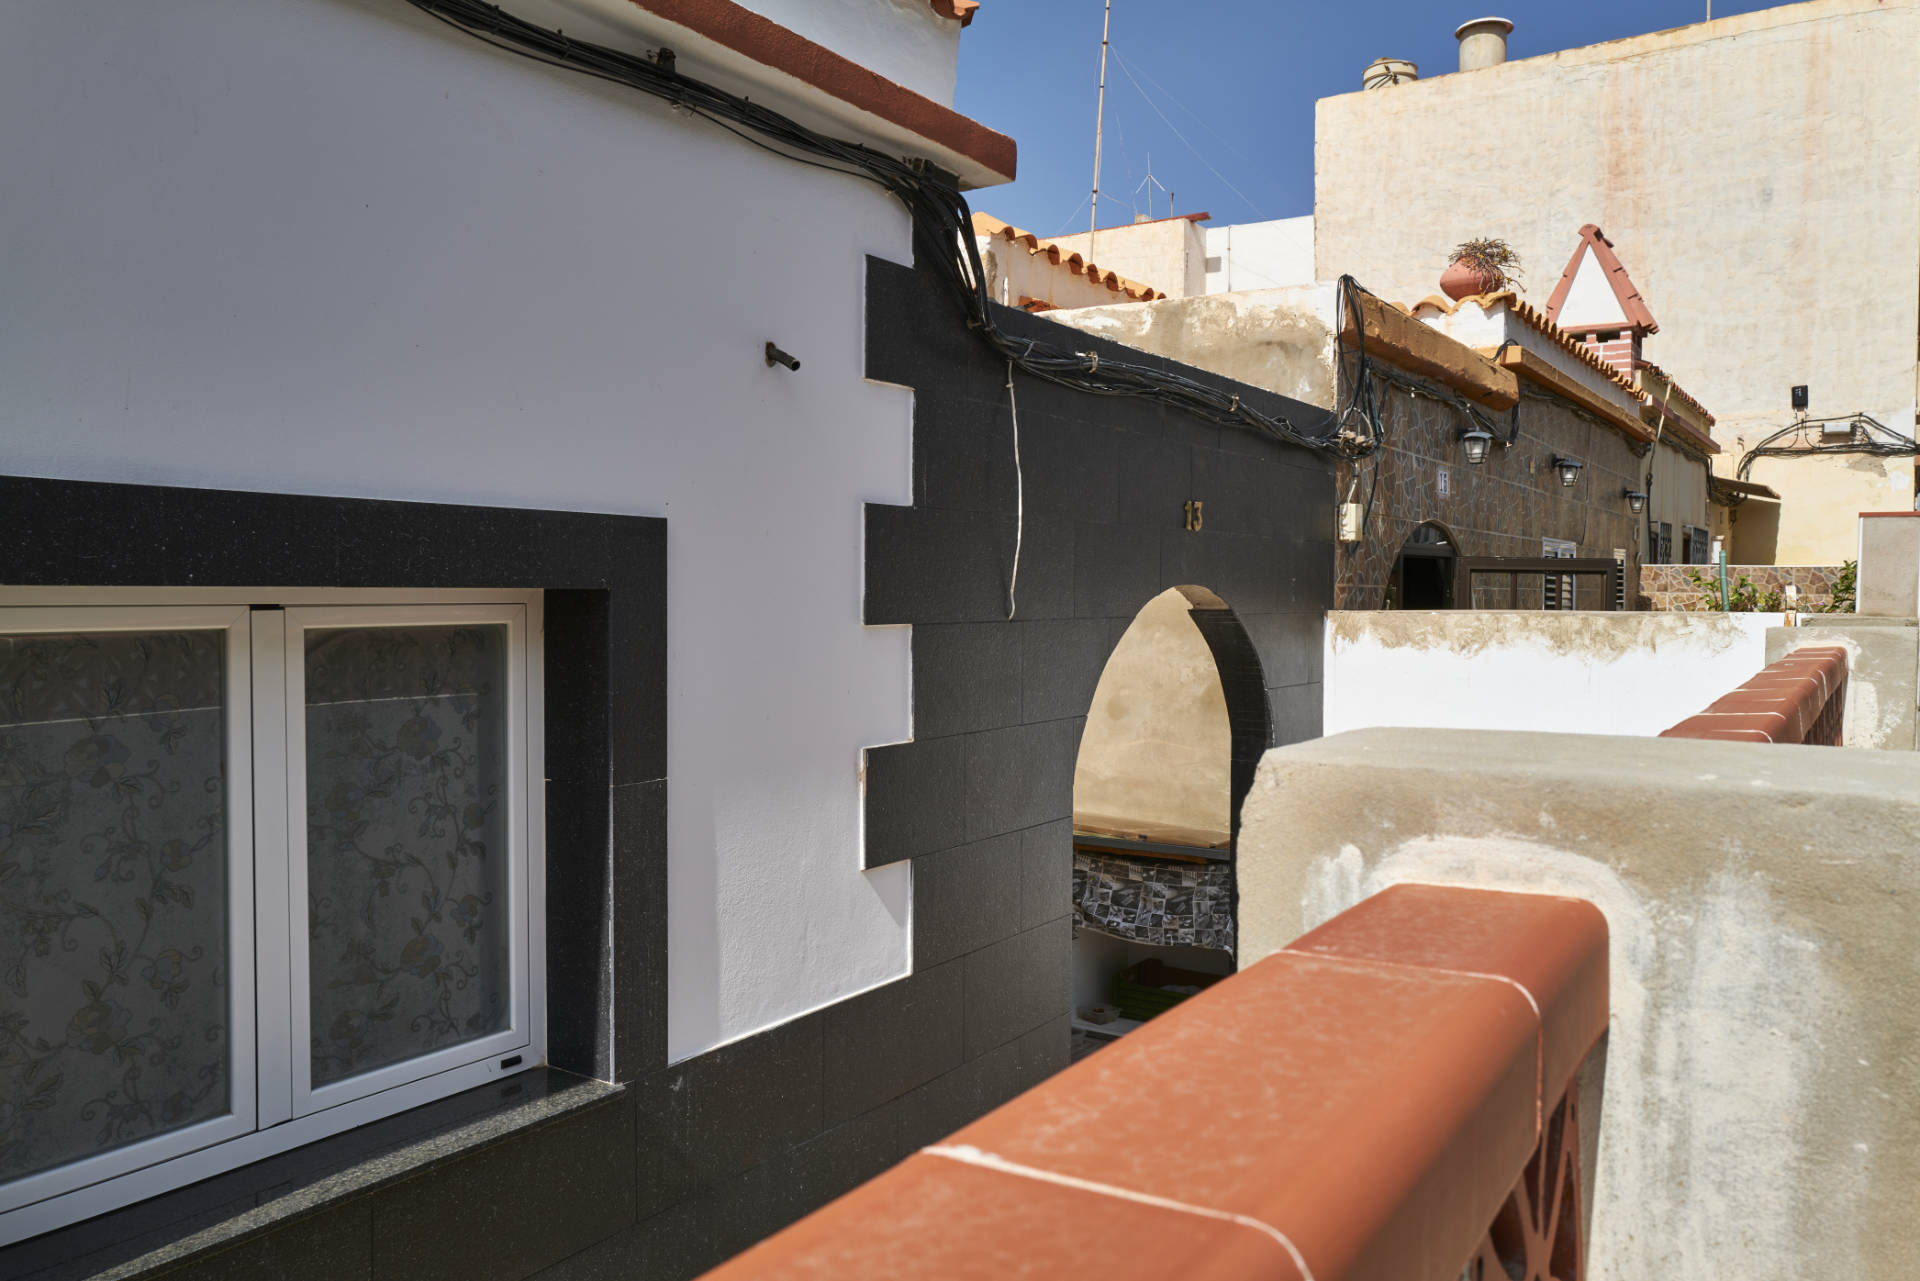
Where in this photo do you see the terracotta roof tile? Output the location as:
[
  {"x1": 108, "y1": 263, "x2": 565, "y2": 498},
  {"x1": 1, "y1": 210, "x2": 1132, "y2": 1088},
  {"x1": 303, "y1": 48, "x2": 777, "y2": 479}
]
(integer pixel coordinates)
[
  {"x1": 971, "y1": 211, "x2": 1168, "y2": 302},
  {"x1": 1634, "y1": 362, "x2": 1716, "y2": 425},
  {"x1": 1633, "y1": 361, "x2": 1721, "y2": 457},
  {"x1": 930, "y1": 0, "x2": 980, "y2": 25}
]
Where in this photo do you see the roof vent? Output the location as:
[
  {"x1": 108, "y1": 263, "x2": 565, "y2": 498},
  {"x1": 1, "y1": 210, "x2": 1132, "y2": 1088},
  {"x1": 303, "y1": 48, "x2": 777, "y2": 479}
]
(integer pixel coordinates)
[
  {"x1": 1362, "y1": 57, "x2": 1419, "y2": 90},
  {"x1": 1455, "y1": 17, "x2": 1513, "y2": 71}
]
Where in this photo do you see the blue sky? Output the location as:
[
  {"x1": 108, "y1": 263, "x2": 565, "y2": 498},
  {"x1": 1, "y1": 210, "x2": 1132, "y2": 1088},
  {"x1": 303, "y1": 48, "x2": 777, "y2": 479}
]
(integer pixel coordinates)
[{"x1": 954, "y1": 1, "x2": 1794, "y2": 236}]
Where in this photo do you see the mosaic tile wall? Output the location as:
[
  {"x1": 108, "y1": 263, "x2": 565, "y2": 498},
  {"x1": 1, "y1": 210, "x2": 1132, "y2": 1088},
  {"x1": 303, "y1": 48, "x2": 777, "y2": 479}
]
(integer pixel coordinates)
[
  {"x1": 1335, "y1": 379, "x2": 1645, "y2": 609},
  {"x1": 1640, "y1": 563, "x2": 1844, "y2": 612},
  {"x1": 1072, "y1": 850, "x2": 1236, "y2": 954}
]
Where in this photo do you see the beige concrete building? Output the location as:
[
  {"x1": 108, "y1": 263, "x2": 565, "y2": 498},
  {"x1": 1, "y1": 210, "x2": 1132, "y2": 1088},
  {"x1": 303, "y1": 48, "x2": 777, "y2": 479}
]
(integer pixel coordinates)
[{"x1": 1313, "y1": 0, "x2": 1920, "y2": 565}]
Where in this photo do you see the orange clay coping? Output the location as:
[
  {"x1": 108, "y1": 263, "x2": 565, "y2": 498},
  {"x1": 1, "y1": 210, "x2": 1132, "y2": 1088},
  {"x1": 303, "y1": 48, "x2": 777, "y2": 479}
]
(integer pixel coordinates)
[
  {"x1": 697, "y1": 883, "x2": 1610, "y2": 1281},
  {"x1": 929, "y1": 0, "x2": 980, "y2": 25},
  {"x1": 1410, "y1": 291, "x2": 1647, "y2": 404},
  {"x1": 1483, "y1": 345, "x2": 1654, "y2": 444},
  {"x1": 624, "y1": 0, "x2": 1014, "y2": 183},
  {"x1": 1346, "y1": 293, "x2": 1518, "y2": 411},
  {"x1": 972, "y1": 212, "x2": 1168, "y2": 301},
  {"x1": 1661, "y1": 646, "x2": 1847, "y2": 746}
]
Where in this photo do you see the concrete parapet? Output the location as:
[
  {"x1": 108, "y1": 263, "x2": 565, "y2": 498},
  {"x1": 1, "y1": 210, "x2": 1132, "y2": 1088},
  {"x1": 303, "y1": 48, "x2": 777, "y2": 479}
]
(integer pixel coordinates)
[
  {"x1": 1239, "y1": 727, "x2": 1920, "y2": 1281},
  {"x1": 1857, "y1": 513, "x2": 1920, "y2": 617},
  {"x1": 1771, "y1": 619, "x2": 1919, "y2": 750}
]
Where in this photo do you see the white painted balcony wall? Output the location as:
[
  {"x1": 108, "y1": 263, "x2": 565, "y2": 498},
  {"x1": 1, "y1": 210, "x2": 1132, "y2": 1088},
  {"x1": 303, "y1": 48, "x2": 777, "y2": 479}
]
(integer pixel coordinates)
[{"x1": 0, "y1": 0, "x2": 940, "y2": 1061}]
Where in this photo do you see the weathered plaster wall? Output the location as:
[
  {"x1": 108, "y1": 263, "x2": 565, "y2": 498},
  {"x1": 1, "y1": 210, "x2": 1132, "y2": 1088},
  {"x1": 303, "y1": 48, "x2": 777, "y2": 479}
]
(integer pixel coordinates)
[
  {"x1": 1238, "y1": 727, "x2": 1920, "y2": 1281},
  {"x1": 1315, "y1": 0, "x2": 1920, "y2": 564},
  {"x1": 1072, "y1": 589, "x2": 1232, "y2": 840},
  {"x1": 1744, "y1": 451, "x2": 1911, "y2": 565},
  {"x1": 1055, "y1": 286, "x2": 1339, "y2": 405},
  {"x1": 1323, "y1": 610, "x2": 1781, "y2": 738}
]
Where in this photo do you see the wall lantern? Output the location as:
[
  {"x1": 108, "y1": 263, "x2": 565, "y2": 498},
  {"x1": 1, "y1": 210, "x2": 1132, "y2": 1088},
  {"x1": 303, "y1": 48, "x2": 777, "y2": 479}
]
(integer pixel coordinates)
[
  {"x1": 1459, "y1": 427, "x2": 1493, "y2": 465},
  {"x1": 1625, "y1": 489, "x2": 1648, "y2": 514},
  {"x1": 1553, "y1": 456, "x2": 1585, "y2": 488}
]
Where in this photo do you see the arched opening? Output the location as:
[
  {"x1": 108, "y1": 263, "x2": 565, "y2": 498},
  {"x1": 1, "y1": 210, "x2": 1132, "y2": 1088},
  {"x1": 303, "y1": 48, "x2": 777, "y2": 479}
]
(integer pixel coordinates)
[
  {"x1": 1388, "y1": 521, "x2": 1458, "y2": 609},
  {"x1": 1068, "y1": 586, "x2": 1269, "y2": 1060}
]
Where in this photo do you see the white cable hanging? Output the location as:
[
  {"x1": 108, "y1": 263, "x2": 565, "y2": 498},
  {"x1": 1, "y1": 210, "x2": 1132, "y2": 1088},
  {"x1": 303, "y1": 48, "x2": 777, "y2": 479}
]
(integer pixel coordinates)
[{"x1": 1006, "y1": 360, "x2": 1024, "y2": 620}]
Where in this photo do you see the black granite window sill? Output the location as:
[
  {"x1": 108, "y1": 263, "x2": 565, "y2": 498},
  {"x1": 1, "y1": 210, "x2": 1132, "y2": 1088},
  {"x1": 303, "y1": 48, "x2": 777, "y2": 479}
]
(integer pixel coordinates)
[{"x1": 3, "y1": 1068, "x2": 624, "y2": 1281}]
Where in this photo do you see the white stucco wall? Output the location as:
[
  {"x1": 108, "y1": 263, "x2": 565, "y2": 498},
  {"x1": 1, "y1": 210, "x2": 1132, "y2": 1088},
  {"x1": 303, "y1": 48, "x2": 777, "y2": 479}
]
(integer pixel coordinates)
[
  {"x1": 1, "y1": 0, "x2": 926, "y2": 1062},
  {"x1": 736, "y1": 0, "x2": 962, "y2": 104},
  {"x1": 1204, "y1": 216, "x2": 1315, "y2": 294},
  {"x1": 1315, "y1": 0, "x2": 1920, "y2": 564},
  {"x1": 1323, "y1": 611, "x2": 1782, "y2": 738}
]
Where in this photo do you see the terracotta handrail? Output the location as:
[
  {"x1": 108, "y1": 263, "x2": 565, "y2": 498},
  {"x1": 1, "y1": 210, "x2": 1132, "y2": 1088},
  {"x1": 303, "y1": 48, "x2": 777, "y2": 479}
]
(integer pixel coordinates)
[
  {"x1": 698, "y1": 884, "x2": 1610, "y2": 1280},
  {"x1": 1660, "y1": 645, "x2": 1847, "y2": 745}
]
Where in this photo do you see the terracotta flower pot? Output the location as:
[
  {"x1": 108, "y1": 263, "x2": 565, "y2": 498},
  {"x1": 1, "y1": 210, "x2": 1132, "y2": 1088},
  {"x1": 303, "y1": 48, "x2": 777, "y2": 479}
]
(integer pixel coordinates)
[{"x1": 1440, "y1": 259, "x2": 1501, "y2": 301}]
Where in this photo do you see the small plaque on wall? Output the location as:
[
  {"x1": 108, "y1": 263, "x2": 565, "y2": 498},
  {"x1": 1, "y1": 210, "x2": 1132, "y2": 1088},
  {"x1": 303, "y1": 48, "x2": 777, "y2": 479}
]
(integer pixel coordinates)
[{"x1": 1436, "y1": 466, "x2": 1451, "y2": 498}]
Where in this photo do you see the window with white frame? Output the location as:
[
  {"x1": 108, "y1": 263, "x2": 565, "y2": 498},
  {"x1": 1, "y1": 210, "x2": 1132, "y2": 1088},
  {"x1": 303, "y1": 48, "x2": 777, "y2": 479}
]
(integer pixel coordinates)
[{"x1": 0, "y1": 595, "x2": 544, "y2": 1243}]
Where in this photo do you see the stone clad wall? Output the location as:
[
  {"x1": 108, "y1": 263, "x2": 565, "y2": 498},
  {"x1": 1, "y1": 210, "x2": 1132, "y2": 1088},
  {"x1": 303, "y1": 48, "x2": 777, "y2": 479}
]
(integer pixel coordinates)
[
  {"x1": 1640, "y1": 563, "x2": 1843, "y2": 612},
  {"x1": 1337, "y1": 380, "x2": 1643, "y2": 609}
]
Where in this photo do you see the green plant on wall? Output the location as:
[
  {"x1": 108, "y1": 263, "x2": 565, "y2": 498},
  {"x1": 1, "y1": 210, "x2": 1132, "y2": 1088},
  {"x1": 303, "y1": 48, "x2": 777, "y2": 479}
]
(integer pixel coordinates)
[
  {"x1": 1684, "y1": 567, "x2": 1785, "y2": 612},
  {"x1": 1814, "y1": 561, "x2": 1857, "y2": 613}
]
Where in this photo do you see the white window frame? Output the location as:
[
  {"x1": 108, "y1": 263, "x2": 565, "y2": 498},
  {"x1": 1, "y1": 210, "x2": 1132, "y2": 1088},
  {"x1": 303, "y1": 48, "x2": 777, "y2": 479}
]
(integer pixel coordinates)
[
  {"x1": 280, "y1": 604, "x2": 534, "y2": 1118},
  {"x1": 0, "y1": 591, "x2": 546, "y2": 1247},
  {"x1": 0, "y1": 605, "x2": 257, "y2": 1219}
]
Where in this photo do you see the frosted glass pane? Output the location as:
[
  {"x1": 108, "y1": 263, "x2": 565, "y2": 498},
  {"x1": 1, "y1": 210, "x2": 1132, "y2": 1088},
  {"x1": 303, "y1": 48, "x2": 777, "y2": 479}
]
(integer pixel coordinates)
[
  {"x1": 0, "y1": 631, "x2": 230, "y2": 1184},
  {"x1": 304, "y1": 625, "x2": 510, "y2": 1087}
]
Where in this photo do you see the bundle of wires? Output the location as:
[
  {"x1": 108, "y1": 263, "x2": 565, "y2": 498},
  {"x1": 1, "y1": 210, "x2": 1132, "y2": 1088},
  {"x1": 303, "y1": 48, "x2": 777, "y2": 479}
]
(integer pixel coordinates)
[
  {"x1": 401, "y1": 0, "x2": 1385, "y2": 462},
  {"x1": 1735, "y1": 414, "x2": 1920, "y2": 486}
]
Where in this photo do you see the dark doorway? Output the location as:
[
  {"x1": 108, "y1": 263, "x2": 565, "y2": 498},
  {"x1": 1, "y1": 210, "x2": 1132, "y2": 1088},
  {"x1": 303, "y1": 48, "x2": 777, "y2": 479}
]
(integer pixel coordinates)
[
  {"x1": 1389, "y1": 523, "x2": 1457, "y2": 609},
  {"x1": 1068, "y1": 586, "x2": 1267, "y2": 1063}
]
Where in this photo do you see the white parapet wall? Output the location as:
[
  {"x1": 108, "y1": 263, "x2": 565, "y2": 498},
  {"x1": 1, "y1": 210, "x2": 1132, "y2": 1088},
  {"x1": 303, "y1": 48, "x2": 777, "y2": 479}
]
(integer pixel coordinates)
[
  {"x1": 1239, "y1": 727, "x2": 1920, "y2": 1281},
  {"x1": 1324, "y1": 610, "x2": 1784, "y2": 738}
]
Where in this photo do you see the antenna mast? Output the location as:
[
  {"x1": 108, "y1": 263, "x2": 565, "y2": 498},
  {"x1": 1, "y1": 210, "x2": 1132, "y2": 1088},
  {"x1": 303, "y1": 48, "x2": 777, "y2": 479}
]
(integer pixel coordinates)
[{"x1": 1089, "y1": 0, "x2": 1112, "y2": 246}]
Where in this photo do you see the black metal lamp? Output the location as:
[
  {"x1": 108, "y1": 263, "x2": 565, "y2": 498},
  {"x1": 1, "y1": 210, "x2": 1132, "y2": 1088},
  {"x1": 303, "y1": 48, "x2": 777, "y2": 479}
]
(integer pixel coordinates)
[
  {"x1": 1625, "y1": 489, "x2": 1648, "y2": 513},
  {"x1": 1553, "y1": 456, "x2": 1585, "y2": 488},
  {"x1": 1459, "y1": 427, "x2": 1493, "y2": 465}
]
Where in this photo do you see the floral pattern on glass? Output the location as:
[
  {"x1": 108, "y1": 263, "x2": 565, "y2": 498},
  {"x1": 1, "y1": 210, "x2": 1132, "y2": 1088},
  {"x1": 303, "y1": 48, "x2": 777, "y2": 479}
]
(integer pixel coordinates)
[
  {"x1": 304, "y1": 625, "x2": 509, "y2": 1088},
  {"x1": 0, "y1": 631, "x2": 230, "y2": 1185}
]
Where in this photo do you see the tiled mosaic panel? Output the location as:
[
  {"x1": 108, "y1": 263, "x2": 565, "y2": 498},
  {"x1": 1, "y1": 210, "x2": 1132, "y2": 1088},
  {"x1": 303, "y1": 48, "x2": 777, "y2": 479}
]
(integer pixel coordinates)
[
  {"x1": 1639, "y1": 564, "x2": 1843, "y2": 612},
  {"x1": 1071, "y1": 850, "x2": 1234, "y2": 954},
  {"x1": 1334, "y1": 380, "x2": 1644, "y2": 609}
]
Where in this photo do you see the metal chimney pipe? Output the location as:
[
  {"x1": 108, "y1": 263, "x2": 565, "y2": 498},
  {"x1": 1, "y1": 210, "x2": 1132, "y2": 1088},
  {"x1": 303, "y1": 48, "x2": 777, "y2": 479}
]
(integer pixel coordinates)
[{"x1": 1455, "y1": 17, "x2": 1513, "y2": 71}]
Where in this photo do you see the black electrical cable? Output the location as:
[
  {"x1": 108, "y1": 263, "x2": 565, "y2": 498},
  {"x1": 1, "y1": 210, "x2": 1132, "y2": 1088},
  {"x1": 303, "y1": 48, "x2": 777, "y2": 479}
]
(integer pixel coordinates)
[
  {"x1": 401, "y1": 0, "x2": 1388, "y2": 460},
  {"x1": 1734, "y1": 414, "x2": 1920, "y2": 486}
]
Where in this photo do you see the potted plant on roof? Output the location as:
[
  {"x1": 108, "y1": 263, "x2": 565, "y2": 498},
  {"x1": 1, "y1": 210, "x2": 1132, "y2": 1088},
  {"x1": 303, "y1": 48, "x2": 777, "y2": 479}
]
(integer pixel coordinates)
[{"x1": 1441, "y1": 238, "x2": 1524, "y2": 301}]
